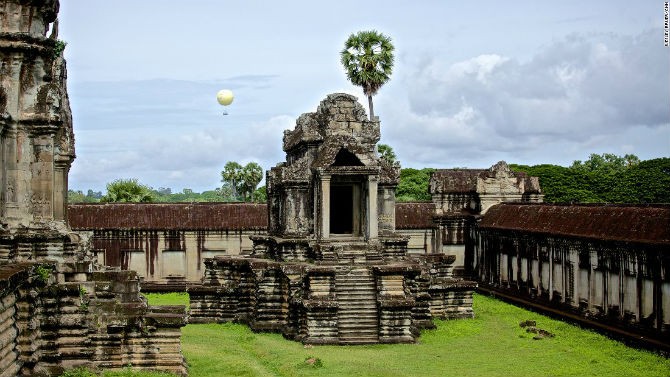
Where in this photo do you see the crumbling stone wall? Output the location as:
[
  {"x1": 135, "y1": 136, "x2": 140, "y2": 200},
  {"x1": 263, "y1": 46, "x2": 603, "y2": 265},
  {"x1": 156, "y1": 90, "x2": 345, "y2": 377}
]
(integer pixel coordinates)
[
  {"x1": 0, "y1": 261, "x2": 187, "y2": 376},
  {"x1": 0, "y1": 1, "x2": 187, "y2": 375}
]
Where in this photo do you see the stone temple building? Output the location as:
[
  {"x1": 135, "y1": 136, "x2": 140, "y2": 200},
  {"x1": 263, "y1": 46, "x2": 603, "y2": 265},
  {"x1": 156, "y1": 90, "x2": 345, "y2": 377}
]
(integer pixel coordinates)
[
  {"x1": 67, "y1": 158, "x2": 670, "y2": 350},
  {"x1": 187, "y1": 93, "x2": 477, "y2": 344},
  {"x1": 0, "y1": 1, "x2": 187, "y2": 375}
]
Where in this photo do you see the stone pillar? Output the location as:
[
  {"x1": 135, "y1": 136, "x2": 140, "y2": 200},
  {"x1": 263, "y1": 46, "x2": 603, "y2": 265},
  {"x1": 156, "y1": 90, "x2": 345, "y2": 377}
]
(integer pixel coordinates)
[
  {"x1": 367, "y1": 175, "x2": 378, "y2": 240},
  {"x1": 53, "y1": 159, "x2": 70, "y2": 221},
  {"x1": 31, "y1": 133, "x2": 55, "y2": 220},
  {"x1": 320, "y1": 174, "x2": 331, "y2": 239},
  {"x1": 4, "y1": 127, "x2": 31, "y2": 221}
]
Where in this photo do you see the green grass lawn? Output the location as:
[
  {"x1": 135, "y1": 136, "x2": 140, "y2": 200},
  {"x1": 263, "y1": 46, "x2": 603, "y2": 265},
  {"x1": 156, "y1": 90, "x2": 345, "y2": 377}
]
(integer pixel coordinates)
[{"x1": 142, "y1": 292, "x2": 670, "y2": 377}]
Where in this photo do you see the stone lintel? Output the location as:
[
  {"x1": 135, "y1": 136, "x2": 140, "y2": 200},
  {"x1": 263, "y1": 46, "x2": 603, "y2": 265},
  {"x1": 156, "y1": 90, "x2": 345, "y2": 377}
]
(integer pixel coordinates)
[{"x1": 323, "y1": 166, "x2": 380, "y2": 176}]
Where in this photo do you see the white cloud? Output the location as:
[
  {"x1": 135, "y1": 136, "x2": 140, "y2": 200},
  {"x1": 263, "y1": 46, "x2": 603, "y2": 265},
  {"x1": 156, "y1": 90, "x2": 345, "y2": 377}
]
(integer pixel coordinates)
[{"x1": 381, "y1": 29, "x2": 670, "y2": 168}]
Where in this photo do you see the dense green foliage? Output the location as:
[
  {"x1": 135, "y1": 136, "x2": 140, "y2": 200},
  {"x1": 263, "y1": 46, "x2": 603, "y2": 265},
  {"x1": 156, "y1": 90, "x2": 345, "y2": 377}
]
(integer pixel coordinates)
[
  {"x1": 140, "y1": 292, "x2": 670, "y2": 377},
  {"x1": 100, "y1": 179, "x2": 154, "y2": 203},
  {"x1": 396, "y1": 168, "x2": 434, "y2": 202},
  {"x1": 341, "y1": 30, "x2": 394, "y2": 120},
  {"x1": 511, "y1": 154, "x2": 670, "y2": 203}
]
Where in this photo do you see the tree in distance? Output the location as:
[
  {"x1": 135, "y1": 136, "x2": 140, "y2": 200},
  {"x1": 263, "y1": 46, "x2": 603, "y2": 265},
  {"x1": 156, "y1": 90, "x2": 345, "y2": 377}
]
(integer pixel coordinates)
[
  {"x1": 341, "y1": 30, "x2": 394, "y2": 120},
  {"x1": 377, "y1": 143, "x2": 398, "y2": 166},
  {"x1": 100, "y1": 178, "x2": 154, "y2": 203},
  {"x1": 220, "y1": 161, "x2": 264, "y2": 202}
]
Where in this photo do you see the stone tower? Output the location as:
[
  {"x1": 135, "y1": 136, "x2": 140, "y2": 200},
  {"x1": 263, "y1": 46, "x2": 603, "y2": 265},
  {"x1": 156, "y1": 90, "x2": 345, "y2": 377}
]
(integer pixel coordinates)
[
  {"x1": 0, "y1": 0, "x2": 73, "y2": 234},
  {"x1": 0, "y1": 1, "x2": 187, "y2": 375},
  {"x1": 262, "y1": 93, "x2": 403, "y2": 260},
  {"x1": 191, "y1": 94, "x2": 476, "y2": 344}
]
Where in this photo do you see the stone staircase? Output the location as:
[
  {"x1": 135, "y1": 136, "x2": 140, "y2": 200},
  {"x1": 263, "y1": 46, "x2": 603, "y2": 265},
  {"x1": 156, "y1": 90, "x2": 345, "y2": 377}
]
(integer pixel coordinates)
[
  {"x1": 336, "y1": 267, "x2": 379, "y2": 344},
  {"x1": 333, "y1": 242, "x2": 383, "y2": 264}
]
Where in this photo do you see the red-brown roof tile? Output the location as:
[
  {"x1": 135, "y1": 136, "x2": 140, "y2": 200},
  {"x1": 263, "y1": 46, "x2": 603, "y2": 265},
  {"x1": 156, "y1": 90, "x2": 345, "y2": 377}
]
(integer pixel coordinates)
[
  {"x1": 480, "y1": 203, "x2": 670, "y2": 245},
  {"x1": 394, "y1": 202, "x2": 435, "y2": 229},
  {"x1": 68, "y1": 203, "x2": 268, "y2": 231},
  {"x1": 68, "y1": 202, "x2": 436, "y2": 231}
]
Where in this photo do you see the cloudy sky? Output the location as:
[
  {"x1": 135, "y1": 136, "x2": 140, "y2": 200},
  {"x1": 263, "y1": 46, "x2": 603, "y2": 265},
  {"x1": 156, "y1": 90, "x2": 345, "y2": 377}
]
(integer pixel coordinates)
[{"x1": 58, "y1": 1, "x2": 669, "y2": 193}]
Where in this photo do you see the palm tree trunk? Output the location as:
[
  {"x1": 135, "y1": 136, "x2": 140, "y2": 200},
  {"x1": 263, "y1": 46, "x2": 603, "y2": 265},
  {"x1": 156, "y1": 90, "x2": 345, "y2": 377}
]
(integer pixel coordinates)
[{"x1": 368, "y1": 95, "x2": 375, "y2": 120}]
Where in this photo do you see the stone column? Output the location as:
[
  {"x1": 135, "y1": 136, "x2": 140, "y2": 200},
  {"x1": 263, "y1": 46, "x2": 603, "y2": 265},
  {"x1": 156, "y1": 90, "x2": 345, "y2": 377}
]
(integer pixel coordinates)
[
  {"x1": 31, "y1": 133, "x2": 55, "y2": 220},
  {"x1": 53, "y1": 159, "x2": 70, "y2": 221},
  {"x1": 367, "y1": 175, "x2": 378, "y2": 240},
  {"x1": 320, "y1": 174, "x2": 331, "y2": 239},
  {"x1": 4, "y1": 127, "x2": 31, "y2": 221}
]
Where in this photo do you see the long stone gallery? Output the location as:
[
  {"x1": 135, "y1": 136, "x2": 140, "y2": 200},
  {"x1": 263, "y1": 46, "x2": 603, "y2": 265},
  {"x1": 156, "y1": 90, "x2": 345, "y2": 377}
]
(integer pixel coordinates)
[{"x1": 1, "y1": 0, "x2": 669, "y2": 376}]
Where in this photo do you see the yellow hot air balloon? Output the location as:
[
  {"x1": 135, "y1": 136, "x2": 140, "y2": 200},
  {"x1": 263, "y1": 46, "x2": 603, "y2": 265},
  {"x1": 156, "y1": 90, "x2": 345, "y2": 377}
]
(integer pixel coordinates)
[
  {"x1": 217, "y1": 89, "x2": 234, "y2": 105},
  {"x1": 217, "y1": 90, "x2": 234, "y2": 115}
]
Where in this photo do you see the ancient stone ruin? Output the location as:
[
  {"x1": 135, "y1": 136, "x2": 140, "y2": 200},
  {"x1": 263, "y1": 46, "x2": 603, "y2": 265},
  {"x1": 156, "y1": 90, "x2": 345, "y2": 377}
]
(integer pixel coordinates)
[
  {"x1": 189, "y1": 93, "x2": 477, "y2": 344},
  {"x1": 0, "y1": 1, "x2": 186, "y2": 375}
]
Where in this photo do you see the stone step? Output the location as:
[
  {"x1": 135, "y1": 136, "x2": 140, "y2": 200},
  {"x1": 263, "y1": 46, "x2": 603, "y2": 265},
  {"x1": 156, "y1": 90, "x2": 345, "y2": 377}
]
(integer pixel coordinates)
[
  {"x1": 337, "y1": 300, "x2": 377, "y2": 306},
  {"x1": 338, "y1": 338, "x2": 380, "y2": 345},
  {"x1": 338, "y1": 298, "x2": 375, "y2": 304},
  {"x1": 338, "y1": 318, "x2": 378, "y2": 325},
  {"x1": 338, "y1": 326, "x2": 378, "y2": 332},
  {"x1": 338, "y1": 329, "x2": 378, "y2": 335},
  {"x1": 337, "y1": 282, "x2": 375, "y2": 286},
  {"x1": 339, "y1": 328, "x2": 378, "y2": 333},
  {"x1": 337, "y1": 297, "x2": 377, "y2": 309},
  {"x1": 336, "y1": 290, "x2": 377, "y2": 296}
]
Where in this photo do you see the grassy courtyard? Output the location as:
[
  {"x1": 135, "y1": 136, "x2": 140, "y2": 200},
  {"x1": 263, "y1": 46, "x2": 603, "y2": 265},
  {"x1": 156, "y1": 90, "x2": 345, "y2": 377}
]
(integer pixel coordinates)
[{"x1": 142, "y1": 292, "x2": 669, "y2": 377}]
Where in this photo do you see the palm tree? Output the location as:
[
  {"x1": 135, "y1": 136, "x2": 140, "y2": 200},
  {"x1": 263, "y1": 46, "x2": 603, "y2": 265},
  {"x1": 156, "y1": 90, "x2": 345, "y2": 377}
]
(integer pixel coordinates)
[
  {"x1": 100, "y1": 178, "x2": 154, "y2": 203},
  {"x1": 340, "y1": 30, "x2": 395, "y2": 120},
  {"x1": 221, "y1": 161, "x2": 243, "y2": 201}
]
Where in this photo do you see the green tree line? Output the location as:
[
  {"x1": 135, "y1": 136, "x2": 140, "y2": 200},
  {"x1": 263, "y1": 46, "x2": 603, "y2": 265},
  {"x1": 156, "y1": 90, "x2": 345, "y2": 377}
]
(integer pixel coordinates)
[
  {"x1": 510, "y1": 154, "x2": 670, "y2": 204},
  {"x1": 69, "y1": 154, "x2": 669, "y2": 205}
]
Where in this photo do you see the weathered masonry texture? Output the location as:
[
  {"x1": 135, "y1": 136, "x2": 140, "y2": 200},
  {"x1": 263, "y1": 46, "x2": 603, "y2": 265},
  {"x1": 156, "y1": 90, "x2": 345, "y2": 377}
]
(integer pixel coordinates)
[{"x1": 0, "y1": 1, "x2": 187, "y2": 375}]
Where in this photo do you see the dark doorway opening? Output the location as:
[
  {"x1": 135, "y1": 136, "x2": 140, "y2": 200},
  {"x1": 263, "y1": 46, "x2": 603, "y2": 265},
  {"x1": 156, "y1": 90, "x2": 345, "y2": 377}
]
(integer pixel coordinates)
[
  {"x1": 330, "y1": 185, "x2": 353, "y2": 234},
  {"x1": 333, "y1": 148, "x2": 364, "y2": 166}
]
